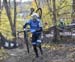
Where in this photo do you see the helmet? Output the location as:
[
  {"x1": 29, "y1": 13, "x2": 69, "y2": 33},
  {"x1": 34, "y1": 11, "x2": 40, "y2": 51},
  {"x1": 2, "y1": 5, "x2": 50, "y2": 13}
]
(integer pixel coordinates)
[
  {"x1": 31, "y1": 13, "x2": 39, "y2": 17},
  {"x1": 60, "y1": 18, "x2": 64, "y2": 23}
]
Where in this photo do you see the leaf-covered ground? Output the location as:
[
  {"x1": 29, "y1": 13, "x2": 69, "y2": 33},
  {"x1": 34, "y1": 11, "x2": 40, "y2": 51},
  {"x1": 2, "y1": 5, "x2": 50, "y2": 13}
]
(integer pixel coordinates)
[{"x1": 0, "y1": 41, "x2": 75, "y2": 62}]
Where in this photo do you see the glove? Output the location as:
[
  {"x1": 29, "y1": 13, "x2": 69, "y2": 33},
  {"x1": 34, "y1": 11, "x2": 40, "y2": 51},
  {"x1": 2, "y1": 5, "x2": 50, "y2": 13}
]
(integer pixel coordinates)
[
  {"x1": 24, "y1": 28, "x2": 30, "y2": 32},
  {"x1": 24, "y1": 28, "x2": 26, "y2": 31},
  {"x1": 24, "y1": 28, "x2": 27, "y2": 31}
]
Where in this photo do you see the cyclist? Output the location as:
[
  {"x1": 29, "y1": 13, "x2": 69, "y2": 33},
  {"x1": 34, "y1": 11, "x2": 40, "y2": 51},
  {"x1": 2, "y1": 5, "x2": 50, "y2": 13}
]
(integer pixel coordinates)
[
  {"x1": 59, "y1": 18, "x2": 65, "y2": 32},
  {"x1": 23, "y1": 13, "x2": 43, "y2": 57}
]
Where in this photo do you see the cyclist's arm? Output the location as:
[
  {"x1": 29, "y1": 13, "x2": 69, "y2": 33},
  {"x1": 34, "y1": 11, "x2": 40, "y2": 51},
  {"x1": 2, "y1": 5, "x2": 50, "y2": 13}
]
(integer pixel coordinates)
[
  {"x1": 23, "y1": 21, "x2": 30, "y2": 29},
  {"x1": 36, "y1": 19, "x2": 43, "y2": 32}
]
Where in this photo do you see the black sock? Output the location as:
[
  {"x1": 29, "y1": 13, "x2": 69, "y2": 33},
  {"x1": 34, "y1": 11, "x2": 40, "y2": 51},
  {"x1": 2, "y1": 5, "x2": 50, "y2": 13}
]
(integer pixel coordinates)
[
  {"x1": 38, "y1": 45, "x2": 43, "y2": 55},
  {"x1": 33, "y1": 45, "x2": 39, "y2": 57}
]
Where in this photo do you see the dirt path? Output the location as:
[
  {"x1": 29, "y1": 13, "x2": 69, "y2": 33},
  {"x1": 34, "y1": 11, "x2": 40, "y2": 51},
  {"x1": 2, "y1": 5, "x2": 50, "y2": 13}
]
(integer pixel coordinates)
[{"x1": 1, "y1": 43, "x2": 75, "y2": 62}]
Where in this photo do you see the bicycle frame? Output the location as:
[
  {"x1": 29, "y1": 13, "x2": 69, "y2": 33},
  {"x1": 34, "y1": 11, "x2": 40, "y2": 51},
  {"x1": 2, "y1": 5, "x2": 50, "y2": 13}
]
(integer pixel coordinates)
[{"x1": 17, "y1": 30, "x2": 30, "y2": 53}]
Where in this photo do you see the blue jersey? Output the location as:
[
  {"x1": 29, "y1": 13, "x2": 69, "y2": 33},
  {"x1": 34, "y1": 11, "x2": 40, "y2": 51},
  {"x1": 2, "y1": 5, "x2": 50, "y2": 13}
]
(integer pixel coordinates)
[{"x1": 23, "y1": 19, "x2": 42, "y2": 33}]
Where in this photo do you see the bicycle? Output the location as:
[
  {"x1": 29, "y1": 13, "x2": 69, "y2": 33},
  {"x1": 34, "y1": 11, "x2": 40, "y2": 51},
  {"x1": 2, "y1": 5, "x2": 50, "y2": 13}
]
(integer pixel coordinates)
[{"x1": 16, "y1": 29, "x2": 30, "y2": 53}]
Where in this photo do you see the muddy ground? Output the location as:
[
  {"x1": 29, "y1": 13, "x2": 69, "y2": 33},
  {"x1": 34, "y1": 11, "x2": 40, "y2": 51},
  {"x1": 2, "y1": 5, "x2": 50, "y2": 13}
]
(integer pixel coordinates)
[{"x1": 0, "y1": 41, "x2": 75, "y2": 62}]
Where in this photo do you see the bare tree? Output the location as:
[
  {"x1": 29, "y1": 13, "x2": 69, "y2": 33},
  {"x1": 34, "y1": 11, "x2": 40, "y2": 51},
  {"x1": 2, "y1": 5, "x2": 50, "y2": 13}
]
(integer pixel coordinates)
[
  {"x1": 52, "y1": 0, "x2": 59, "y2": 42},
  {"x1": 46, "y1": 0, "x2": 52, "y2": 17},
  {"x1": 13, "y1": 0, "x2": 17, "y2": 37},
  {"x1": 0, "y1": 0, "x2": 1, "y2": 48},
  {"x1": 72, "y1": 0, "x2": 75, "y2": 18},
  {"x1": 3, "y1": 0, "x2": 16, "y2": 38},
  {"x1": 3, "y1": 0, "x2": 13, "y2": 31},
  {"x1": 9, "y1": 0, "x2": 11, "y2": 9},
  {"x1": 0, "y1": 0, "x2": 1, "y2": 26},
  {"x1": 73, "y1": 0, "x2": 75, "y2": 13},
  {"x1": 34, "y1": 0, "x2": 40, "y2": 8}
]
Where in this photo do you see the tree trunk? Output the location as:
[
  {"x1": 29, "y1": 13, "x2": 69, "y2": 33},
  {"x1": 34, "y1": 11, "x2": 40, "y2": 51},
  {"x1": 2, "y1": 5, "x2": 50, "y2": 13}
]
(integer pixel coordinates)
[
  {"x1": 35, "y1": 0, "x2": 40, "y2": 8},
  {"x1": 72, "y1": 0, "x2": 75, "y2": 18},
  {"x1": 73, "y1": 0, "x2": 75, "y2": 13},
  {"x1": 52, "y1": 0, "x2": 59, "y2": 42},
  {"x1": 3, "y1": 0, "x2": 16, "y2": 38},
  {"x1": 3, "y1": 0, "x2": 13, "y2": 32},
  {"x1": 13, "y1": 0, "x2": 16, "y2": 37},
  {"x1": 0, "y1": 0, "x2": 1, "y2": 26},
  {"x1": 46, "y1": 0, "x2": 52, "y2": 17},
  {"x1": 0, "y1": 0, "x2": 1, "y2": 48},
  {"x1": 9, "y1": 0, "x2": 11, "y2": 9}
]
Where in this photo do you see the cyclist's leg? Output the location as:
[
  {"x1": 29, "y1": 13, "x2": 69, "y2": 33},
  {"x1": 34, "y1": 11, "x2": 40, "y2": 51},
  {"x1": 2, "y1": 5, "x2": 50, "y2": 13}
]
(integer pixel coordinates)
[
  {"x1": 38, "y1": 44, "x2": 43, "y2": 55},
  {"x1": 37, "y1": 34, "x2": 43, "y2": 55},
  {"x1": 32, "y1": 34, "x2": 39, "y2": 57},
  {"x1": 33, "y1": 45, "x2": 39, "y2": 57}
]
